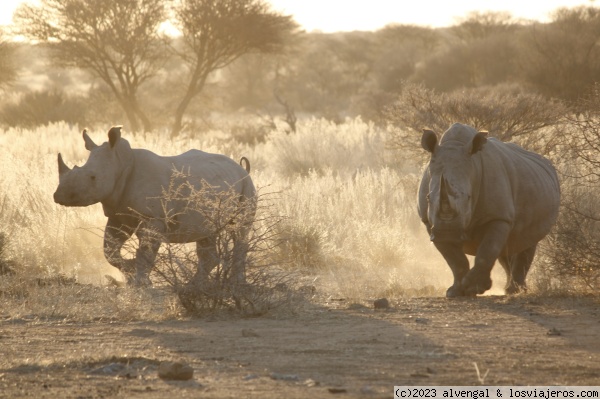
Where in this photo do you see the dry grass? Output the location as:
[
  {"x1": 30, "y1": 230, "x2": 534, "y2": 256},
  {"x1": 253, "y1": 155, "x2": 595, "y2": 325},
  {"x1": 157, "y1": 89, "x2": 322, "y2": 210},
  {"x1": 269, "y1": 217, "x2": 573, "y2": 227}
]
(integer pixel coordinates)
[{"x1": 0, "y1": 117, "x2": 489, "y2": 321}]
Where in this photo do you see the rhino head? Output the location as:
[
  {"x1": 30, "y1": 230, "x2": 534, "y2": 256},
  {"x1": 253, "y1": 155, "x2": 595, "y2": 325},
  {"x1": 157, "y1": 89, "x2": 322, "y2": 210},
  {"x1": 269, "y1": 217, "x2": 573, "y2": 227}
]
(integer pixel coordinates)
[
  {"x1": 53, "y1": 126, "x2": 132, "y2": 207},
  {"x1": 421, "y1": 124, "x2": 488, "y2": 243}
]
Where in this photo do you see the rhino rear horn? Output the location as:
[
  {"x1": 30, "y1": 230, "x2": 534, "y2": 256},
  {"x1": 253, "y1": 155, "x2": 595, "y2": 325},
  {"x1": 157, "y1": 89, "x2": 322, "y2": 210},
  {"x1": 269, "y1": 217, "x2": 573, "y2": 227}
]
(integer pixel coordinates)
[
  {"x1": 58, "y1": 153, "x2": 71, "y2": 175},
  {"x1": 83, "y1": 128, "x2": 98, "y2": 151}
]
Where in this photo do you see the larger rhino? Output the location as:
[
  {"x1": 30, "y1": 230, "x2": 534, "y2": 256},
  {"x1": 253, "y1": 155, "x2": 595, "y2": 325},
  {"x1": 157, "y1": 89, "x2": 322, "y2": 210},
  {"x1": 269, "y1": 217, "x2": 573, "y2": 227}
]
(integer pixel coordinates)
[
  {"x1": 418, "y1": 123, "x2": 560, "y2": 297},
  {"x1": 53, "y1": 126, "x2": 256, "y2": 286}
]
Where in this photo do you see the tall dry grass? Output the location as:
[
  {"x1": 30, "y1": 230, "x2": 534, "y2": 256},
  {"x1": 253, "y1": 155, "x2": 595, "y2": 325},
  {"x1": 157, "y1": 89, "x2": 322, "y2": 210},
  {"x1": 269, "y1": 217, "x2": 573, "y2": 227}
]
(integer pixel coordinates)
[{"x1": 0, "y1": 117, "x2": 457, "y2": 318}]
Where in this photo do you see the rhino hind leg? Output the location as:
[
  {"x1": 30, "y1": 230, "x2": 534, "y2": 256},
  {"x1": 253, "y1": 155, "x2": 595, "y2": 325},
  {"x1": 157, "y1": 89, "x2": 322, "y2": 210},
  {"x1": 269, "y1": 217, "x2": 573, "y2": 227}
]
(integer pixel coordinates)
[
  {"x1": 231, "y1": 230, "x2": 248, "y2": 285},
  {"x1": 500, "y1": 244, "x2": 537, "y2": 294},
  {"x1": 192, "y1": 237, "x2": 219, "y2": 284}
]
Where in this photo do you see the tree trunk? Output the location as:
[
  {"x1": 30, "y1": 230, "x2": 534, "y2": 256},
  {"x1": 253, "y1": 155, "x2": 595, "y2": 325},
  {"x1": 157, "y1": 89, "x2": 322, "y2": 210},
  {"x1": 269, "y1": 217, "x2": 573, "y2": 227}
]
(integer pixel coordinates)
[
  {"x1": 170, "y1": 95, "x2": 192, "y2": 138},
  {"x1": 170, "y1": 71, "x2": 209, "y2": 138},
  {"x1": 121, "y1": 101, "x2": 141, "y2": 133},
  {"x1": 131, "y1": 99, "x2": 153, "y2": 132}
]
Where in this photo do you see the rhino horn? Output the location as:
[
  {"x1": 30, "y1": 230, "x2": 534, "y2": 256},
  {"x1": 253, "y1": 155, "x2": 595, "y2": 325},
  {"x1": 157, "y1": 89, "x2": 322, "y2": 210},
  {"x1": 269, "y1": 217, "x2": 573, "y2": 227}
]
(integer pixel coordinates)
[
  {"x1": 57, "y1": 153, "x2": 71, "y2": 175},
  {"x1": 108, "y1": 126, "x2": 122, "y2": 148},
  {"x1": 83, "y1": 128, "x2": 98, "y2": 151}
]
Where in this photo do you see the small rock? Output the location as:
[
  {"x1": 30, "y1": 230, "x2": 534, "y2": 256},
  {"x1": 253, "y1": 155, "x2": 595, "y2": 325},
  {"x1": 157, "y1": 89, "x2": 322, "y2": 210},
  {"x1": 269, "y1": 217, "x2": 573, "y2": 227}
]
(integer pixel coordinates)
[
  {"x1": 242, "y1": 328, "x2": 260, "y2": 337},
  {"x1": 328, "y1": 387, "x2": 348, "y2": 394},
  {"x1": 243, "y1": 374, "x2": 259, "y2": 381},
  {"x1": 547, "y1": 327, "x2": 562, "y2": 336},
  {"x1": 270, "y1": 372, "x2": 300, "y2": 381},
  {"x1": 361, "y1": 385, "x2": 376, "y2": 394},
  {"x1": 90, "y1": 363, "x2": 125, "y2": 375},
  {"x1": 415, "y1": 317, "x2": 430, "y2": 324},
  {"x1": 303, "y1": 378, "x2": 318, "y2": 387},
  {"x1": 158, "y1": 361, "x2": 194, "y2": 381},
  {"x1": 373, "y1": 298, "x2": 389, "y2": 309}
]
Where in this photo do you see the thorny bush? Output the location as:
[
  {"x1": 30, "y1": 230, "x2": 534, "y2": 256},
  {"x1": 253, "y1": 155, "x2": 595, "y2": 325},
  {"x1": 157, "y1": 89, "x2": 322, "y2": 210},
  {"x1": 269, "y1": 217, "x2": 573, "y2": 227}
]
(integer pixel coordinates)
[
  {"x1": 538, "y1": 87, "x2": 600, "y2": 291},
  {"x1": 119, "y1": 170, "x2": 303, "y2": 316}
]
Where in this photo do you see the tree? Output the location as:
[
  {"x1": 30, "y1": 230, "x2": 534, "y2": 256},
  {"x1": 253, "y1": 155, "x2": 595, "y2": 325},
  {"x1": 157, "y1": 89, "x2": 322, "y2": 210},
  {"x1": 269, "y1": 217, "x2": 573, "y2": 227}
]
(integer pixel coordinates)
[
  {"x1": 14, "y1": 0, "x2": 168, "y2": 132},
  {"x1": 170, "y1": 0, "x2": 297, "y2": 137},
  {"x1": 385, "y1": 83, "x2": 567, "y2": 158},
  {"x1": 522, "y1": 6, "x2": 600, "y2": 105},
  {"x1": 0, "y1": 29, "x2": 17, "y2": 89},
  {"x1": 452, "y1": 11, "x2": 517, "y2": 42}
]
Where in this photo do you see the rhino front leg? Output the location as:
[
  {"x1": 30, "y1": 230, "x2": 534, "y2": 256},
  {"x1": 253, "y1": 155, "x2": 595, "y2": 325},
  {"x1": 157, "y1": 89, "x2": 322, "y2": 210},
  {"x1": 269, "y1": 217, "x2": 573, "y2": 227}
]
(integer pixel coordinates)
[
  {"x1": 103, "y1": 218, "x2": 135, "y2": 278},
  {"x1": 433, "y1": 241, "x2": 470, "y2": 297},
  {"x1": 133, "y1": 224, "x2": 163, "y2": 287},
  {"x1": 462, "y1": 221, "x2": 511, "y2": 296}
]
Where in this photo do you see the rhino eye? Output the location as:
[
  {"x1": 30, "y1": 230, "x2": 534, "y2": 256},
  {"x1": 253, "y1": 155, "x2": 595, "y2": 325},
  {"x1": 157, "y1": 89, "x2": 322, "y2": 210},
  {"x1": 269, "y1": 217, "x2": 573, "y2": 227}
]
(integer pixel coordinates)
[{"x1": 90, "y1": 175, "x2": 96, "y2": 181}]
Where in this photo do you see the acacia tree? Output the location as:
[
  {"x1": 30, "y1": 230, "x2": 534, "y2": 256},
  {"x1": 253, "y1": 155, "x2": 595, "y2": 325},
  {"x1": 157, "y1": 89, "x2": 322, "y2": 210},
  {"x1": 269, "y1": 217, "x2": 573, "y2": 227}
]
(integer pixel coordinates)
[
  {"x1": 14, "y1": 0, "x2": 168, "y2": 132},
  {"x1": 452, "y1": 11, "x2": 517, "y2": 42},
  {"x1": 0, "y1": 30, "x2": 17, "y2": 89},
  {"x1": 170, "y1": 0, "x2": 297, "y2": 137},
  {"x1": 522, "y1": 6, "x2": 600, "y2": 105}
]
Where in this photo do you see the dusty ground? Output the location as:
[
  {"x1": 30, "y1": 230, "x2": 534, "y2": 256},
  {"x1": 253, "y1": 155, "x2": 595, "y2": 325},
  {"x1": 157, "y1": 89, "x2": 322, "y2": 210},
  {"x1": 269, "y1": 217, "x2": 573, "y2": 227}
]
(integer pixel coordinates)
[{"x1": 0, "y1": 293, "x2": 599, "y2": 398}]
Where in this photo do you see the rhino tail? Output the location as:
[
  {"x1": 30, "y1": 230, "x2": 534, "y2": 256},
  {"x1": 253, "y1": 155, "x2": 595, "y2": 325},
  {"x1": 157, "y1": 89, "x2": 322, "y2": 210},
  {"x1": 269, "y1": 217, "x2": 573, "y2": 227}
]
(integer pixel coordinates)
[{"x1": 239, "y1": 157, "x2": 251, "y2": 173}]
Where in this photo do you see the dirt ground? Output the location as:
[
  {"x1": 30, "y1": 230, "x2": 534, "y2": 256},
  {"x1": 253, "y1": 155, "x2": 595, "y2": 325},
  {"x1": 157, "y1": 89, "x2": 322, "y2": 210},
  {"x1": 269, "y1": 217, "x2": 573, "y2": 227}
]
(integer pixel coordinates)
[{"x1": 0, "y1": 293, "x2": 599, "y2": 398}]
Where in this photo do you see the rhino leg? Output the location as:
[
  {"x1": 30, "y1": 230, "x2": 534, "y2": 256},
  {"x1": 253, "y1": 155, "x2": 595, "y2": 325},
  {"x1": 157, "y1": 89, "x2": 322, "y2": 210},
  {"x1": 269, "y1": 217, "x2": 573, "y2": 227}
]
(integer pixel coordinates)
[
  {"x1": 133, "y1": 225, "x2": 163, "y2": 287},
  {"x1": 103, "y1": 218, "x2": 136, "y2": 278},
  {"x1": 462, "y1": 221, "x2": 512, "y2": 296},
  {"x1": 192, "y1": 236, "x2": 219, "y2": 284},
  {"x1": 500, "y1": 244, "x2": 537, "y2": 294},
  {"x1": 434, "y1": 242, "x2": 470, "y2": 297},
  {"x1": 231, "y1": 230, "x2": 248, "y2": 285}
]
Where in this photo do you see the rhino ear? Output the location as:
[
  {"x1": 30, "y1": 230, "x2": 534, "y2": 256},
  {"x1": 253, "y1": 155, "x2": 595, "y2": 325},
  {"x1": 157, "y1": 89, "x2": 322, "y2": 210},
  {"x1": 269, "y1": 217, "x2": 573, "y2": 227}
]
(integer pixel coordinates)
[
  {"x1": 58, "y1": 153, "x2": 71, "y2": 175},
  {"x1": 470, "y1": 131, "x2": 488, "y2": 154},
  {"x1": 82, "y1": 129, "x2": 98, "y2": 151},
  {"x1": 108, "y1": 126, "x2": 122, "y2": 148},
  {"x1": 421, "y1": 129, "x2": 437, "y2": 153}
]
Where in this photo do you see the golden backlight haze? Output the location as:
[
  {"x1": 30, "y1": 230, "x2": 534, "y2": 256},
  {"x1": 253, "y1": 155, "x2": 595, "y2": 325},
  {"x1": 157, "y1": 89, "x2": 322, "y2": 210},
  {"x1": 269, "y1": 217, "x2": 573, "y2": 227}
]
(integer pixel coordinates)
[{"x1": 0, "y1": 0, "x2": 595, "y2": 31}]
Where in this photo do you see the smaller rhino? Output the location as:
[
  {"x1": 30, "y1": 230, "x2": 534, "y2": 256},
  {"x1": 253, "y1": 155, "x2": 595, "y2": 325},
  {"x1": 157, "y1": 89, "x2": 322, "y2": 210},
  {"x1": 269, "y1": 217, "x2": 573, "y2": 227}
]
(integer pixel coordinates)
[{"x1": 53, "y1": 126, "x2": 256, "y2": 286}]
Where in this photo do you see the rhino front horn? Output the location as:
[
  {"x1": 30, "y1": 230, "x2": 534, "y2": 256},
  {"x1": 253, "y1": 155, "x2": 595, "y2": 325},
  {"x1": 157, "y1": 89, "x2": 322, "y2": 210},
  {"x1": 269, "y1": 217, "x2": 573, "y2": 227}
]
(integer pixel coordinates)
[{"x1": 57, "y1": 153, "x2": 71, "y2": 175}]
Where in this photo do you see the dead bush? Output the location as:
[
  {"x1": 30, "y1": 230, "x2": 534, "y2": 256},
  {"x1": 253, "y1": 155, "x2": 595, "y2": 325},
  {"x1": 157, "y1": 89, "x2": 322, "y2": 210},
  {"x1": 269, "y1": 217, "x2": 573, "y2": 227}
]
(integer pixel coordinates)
[
  {"x1": 538, "y1": 182, "x2": 600, "y2": 291},
  {"x1": 125, "y1": 172, "x2": 305, "y2": 316},
  {"x1": 538, "y1": 91, "x2": 600, "y2": 291},
  {"x1": 0, "y1": 232, "x2": 15, "y2": 276},
  {"x1": 385, "y1": 83, "x2": 567, "y2": 157}
]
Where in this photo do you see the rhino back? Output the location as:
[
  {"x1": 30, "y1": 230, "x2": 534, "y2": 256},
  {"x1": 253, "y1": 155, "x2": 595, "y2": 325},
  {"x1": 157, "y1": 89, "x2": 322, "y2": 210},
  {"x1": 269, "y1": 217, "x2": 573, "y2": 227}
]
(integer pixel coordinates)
[
  {"x1": 110, "y1": 148, "x2": 250, "y2": 223},
  {"x1": 472, "y1": 138, "x2": 560, "y2": 253}
]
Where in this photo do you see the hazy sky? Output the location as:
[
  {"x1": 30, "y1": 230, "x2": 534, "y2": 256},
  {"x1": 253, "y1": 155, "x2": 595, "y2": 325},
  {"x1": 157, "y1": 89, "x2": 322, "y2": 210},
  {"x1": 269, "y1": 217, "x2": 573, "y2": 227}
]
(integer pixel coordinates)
[{"x1": 0, "y1": 0, "x2": 596, "y2": 31}]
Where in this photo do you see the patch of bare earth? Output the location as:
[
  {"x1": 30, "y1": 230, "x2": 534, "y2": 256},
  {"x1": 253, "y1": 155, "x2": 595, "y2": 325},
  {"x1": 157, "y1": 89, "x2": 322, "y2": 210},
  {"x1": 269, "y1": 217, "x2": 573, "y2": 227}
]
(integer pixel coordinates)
[{"x1": 0, "y1": 294, "x2": 599, "y2": 398}]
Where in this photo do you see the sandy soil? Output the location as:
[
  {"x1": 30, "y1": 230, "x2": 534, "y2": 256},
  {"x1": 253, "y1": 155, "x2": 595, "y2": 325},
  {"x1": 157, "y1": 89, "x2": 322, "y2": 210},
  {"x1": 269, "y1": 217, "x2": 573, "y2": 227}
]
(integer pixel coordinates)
[{"x1": 0, "y1": 294, "x2": 599, "y2": 398}]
